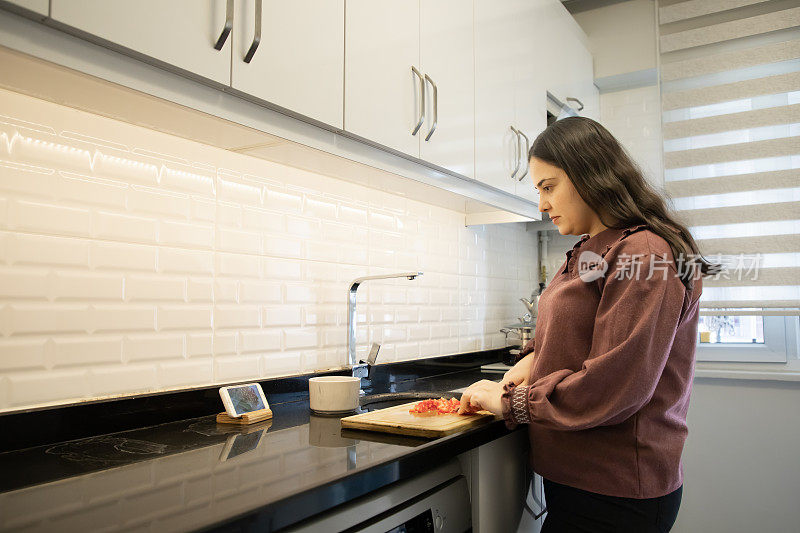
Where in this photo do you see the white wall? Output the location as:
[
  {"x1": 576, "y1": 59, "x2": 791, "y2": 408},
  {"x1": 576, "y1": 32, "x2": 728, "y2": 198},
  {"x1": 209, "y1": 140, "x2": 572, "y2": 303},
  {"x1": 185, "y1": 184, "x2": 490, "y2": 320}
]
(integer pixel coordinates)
[
  {"x1": 675, "y1": 378, "x2": 800, "y2": 533},
  {"x1": 571, "y1": 0, "x2": 657, "y2": 79},
  {"x1": 0, "y1": 88, "x2": 538, "y2": 413}
]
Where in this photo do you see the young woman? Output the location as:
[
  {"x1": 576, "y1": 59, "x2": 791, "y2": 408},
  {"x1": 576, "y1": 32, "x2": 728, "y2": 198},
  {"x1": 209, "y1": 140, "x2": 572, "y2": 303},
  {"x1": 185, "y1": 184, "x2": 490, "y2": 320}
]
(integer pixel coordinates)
[{"x1": 458, "y1": 117, "x2": 717, "y2": 532}]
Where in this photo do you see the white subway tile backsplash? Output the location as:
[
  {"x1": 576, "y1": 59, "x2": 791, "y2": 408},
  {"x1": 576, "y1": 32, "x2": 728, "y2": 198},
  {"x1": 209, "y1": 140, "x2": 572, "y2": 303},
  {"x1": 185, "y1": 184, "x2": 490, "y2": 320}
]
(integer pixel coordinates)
[
  {"x1": 94, "y1": 150, "x2": 160, "y2": 186},
  {"x1": 214, "y1": 305, "x2": 261, "y2": 330},
  {"x1": 93, "y1": 305, "x2": 156, "y2": 333},
  {"x1": 302, "y1": 262, "x2": 338, "y2": 283},
  {"x1": 216, "y1": 253, "x2": 259, "y2": 278},
  {"x1": 127, "y1": 275, "x2": 186, "y2": 302},
  {"x1": 91, "y1": 241, "x2": 157, "y2": 272},
  {"x1": 10, "y1": 198, "x2": 92, "y2": 237},
  {"x1": 159, "y1": 219, "x2": 214, "y2": 249},
  {"x1": 214, "y1": 355, "x2": 260, "y2": 382},
  {"x1": 218, "y1": 177, "x2": 263, "y2": 207},
  {"x1": 89, "y1": 364, "x2": 157, "y2": 396},
  {"x1": 241, "y1": 206, "x2": 283, "y2": 233},
  {"x1": 158, "y1": 358, "x2": 213, "y2": 388},
  {"x1": 262, "y1": 257, "x2": 302, "y2": 281},
  {"x1": 240, "y1": 329, "x2": 282, "y2": 354},
  {"x1": 263, "y1": 306, "x2": 303, "y2": 327},
  {"x1": 0, "y1": 88, "x2": 537, "y2": 412},
  {"x1": 10, "y1": 304, "x2": 91, "y2": 335},
  {"x1": 59, "y1": 173, "x2": 128, "y2": 209},
  {"x1": 187, "y1": 333, "x2": 213, "y2": 357},
  {"x1": 12, "y1": 133, "x2": 92, "y2": 175},
  {"x1": 0, "y1": 267, "x2": 49, "y2": 300},
  {"x1": 212, "y1": 333, "x2": 237, "y2": 356},
  {"x1": 52, "y1": 336, "x2": 122, "y2": 367},
  {"x1": 157, "y1": 305, "x2": 213, "y2": 331},
  {"x1": 7, "y1": 368, "x2": 88, "y2": 406},
  {"x1": 0, "y1": 339, "x2": 47, "y2": 371},
  {"x1": 6, "y1": 232, "x2": 88, "y2": 267},
  {"x1": 53, "y1": 271, "x2": 124, "y2": 301},
  {"x1": 214, "y1": 279, "x2": 239, "y2": 304},
  {"x1": 262, "y1": 235, "x2": 303, "y2": 259},
  {"x1": 337, "y1": 204, "x2": 367, "y2": 226},
  {"x1": 283, "y1": 328, "x2": 319, "y2": 350},
  {"x1": 305, "y1": 241, "x2": 340, "y2": 263},
  {"x1": 192, "y1": 198, "x2": 216, "y2": 224},
  {"x1": 160, "y1": 166, "x2": 215, "y2": 197},
  {"x1": 158, "y1": 247, "x2": 212, "y2": 275},
  {"x1": 263, "y1": 351, "x2": 306, "y2": 378},
  {"x1": 216, "y1": 227, "x2": 262, "y2": 255},
  {"x1": 265, "y1": 188, "x2": 302, "y2": 214},
  {"x1": 239, "y1": 280, "x2": 282, "y2": 304},
  {"x1": 122, "y1": 334, "x2": 184, "y2": 362}
]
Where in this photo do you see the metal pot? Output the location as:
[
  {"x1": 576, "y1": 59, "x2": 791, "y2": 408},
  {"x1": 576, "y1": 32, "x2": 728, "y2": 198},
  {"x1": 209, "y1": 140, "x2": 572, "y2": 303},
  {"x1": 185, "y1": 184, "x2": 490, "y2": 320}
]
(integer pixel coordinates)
[{"x1": 500, "y1": 323, "x2": 534, "y2": 346}]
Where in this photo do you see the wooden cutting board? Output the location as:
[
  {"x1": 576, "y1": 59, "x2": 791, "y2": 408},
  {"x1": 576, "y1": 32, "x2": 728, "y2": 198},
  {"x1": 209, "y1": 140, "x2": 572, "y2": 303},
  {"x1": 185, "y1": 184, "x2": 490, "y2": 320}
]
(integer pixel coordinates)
[{"x1": 340, "y1": 401, "x2": 497, "y2": 438}]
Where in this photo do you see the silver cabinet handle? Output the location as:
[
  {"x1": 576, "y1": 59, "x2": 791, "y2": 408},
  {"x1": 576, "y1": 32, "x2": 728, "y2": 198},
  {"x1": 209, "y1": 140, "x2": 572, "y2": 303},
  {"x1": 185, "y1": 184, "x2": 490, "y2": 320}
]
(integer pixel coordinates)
[
  {"x1": 566, "y1": 97, "x2": 584, "y2": 112},
  {"x1": 424, "y1": 74, "x2": 438, "y2": 141},
  {"x1": 411, "y1": 66, "x2": 425, "y2": 136},
  {"x1": 517, "y1": 130, "x2": 530, "y2": 181},
  {"x1": 243, "y1": 0, "x2": 262, "y2": 63},
  {"x1": 214, "y1": 0, "x2": 234, "y2": 50},
  {"x1": 510, "y1": 126, "x2": 521, "y2": 180}
]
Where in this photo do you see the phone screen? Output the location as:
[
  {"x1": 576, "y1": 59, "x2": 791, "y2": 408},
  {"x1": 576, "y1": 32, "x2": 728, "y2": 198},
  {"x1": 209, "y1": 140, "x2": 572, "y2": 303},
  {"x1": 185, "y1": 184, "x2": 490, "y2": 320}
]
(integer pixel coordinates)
[{"x1": 228, "y1": 384, "x2": 265, "y2": 415}]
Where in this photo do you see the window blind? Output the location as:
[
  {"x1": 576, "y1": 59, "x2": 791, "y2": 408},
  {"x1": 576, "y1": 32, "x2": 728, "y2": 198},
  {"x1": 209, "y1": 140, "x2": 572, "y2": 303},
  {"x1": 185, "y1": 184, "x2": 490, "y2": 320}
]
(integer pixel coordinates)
[{"x1": 658, "y1": 0, "x2": 800, "y2": 315}]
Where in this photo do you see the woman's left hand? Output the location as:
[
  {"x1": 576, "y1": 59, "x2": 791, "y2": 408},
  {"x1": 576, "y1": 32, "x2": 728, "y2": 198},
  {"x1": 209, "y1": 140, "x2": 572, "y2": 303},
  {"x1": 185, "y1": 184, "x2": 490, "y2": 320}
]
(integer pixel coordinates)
[{"x1": 458, "y1": 379, "x2": 505, "y2": 416}]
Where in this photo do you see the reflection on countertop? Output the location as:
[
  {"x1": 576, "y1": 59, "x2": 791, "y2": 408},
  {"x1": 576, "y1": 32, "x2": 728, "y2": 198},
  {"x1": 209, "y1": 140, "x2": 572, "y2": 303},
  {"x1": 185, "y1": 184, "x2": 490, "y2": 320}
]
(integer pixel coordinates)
[{"x1": 0, "y1": 366, "x2": 510, "y2": 532}]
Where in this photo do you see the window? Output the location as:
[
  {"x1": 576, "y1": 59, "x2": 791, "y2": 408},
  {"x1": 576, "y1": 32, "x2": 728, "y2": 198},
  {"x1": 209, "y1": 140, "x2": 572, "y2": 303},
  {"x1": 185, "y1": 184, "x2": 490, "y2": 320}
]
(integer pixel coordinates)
[{"x1": 657, "y1": 1, "x2": 800, "y2": 362}]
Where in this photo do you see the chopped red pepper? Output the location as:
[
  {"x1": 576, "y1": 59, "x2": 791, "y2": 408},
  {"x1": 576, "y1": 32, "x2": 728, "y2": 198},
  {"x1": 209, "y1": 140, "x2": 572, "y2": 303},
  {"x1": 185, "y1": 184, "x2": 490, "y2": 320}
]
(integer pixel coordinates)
[{"x1": 409, "y1": 397, "x2": 464, "y2": 414}]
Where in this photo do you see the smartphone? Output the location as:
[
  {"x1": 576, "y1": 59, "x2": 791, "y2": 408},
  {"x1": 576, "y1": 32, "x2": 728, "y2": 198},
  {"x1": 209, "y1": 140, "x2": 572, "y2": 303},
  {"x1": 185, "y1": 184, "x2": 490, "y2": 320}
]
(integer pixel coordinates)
[{"x1": 219, "y1": 382, "x2": 269, "y2": 418}]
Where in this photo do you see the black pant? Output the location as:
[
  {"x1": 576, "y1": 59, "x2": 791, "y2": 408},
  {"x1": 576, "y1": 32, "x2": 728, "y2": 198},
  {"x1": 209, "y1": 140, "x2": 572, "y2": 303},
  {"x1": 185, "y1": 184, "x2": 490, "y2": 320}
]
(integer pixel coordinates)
[{"x1": 540, "y1": 478, "x2": 682, "y2": 533}]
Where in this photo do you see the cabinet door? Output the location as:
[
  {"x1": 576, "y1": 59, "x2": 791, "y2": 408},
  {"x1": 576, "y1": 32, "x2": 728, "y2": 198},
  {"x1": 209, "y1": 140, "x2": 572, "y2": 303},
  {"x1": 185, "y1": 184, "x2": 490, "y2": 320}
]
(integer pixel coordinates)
[
  {"x1": 538, "y1": 0, "x2": 574, "y2": 107},
  {"x1": 513, "y1": 0, "x2": 548, "y2": 202},
  {"x1": 345, "y1": 0, "x2": 420, "y2": 158},
  {"x1": 50, "y1": 0, "x2": 232, "y2": 85},
  {"x1": 231, "y1": 0, "x2": 344, "y2": 129},
  {"x1": 474, "y1": 0, "x2": 518, "y2": 195},
  {"x1": 419, "y1": 0, "x2": 474, "y2": 179}
]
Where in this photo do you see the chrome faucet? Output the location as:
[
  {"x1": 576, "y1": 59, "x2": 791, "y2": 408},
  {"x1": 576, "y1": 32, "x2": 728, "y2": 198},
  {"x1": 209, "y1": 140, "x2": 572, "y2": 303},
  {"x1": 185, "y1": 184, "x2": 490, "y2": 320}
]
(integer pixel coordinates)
[{"x1": 347, "y1": 272, "x2": 423, "y2": 378}]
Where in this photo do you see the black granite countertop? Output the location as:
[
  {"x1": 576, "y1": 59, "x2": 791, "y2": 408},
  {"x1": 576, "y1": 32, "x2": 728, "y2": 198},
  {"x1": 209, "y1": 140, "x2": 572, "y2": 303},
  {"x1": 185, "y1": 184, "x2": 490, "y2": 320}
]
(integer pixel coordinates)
[{"x1": 0, "y1": 352, "x2": 516, "y2": 532}]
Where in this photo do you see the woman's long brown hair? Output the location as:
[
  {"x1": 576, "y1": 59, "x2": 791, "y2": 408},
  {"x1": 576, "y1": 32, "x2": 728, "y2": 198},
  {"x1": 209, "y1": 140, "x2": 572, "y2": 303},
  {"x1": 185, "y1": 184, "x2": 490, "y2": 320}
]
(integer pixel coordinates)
[{"x1": 529, "y1": 116, "x2": 719, "y2": 290}]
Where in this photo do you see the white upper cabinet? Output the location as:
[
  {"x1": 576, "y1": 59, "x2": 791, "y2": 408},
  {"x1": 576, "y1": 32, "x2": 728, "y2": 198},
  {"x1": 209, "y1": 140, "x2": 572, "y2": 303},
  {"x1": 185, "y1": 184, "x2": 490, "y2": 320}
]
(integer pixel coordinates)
[
  {"x1": 474, "y1": 0, "x2": 520, "y2": 195},
  {"x1": 50, "y1": 0, "x2": 233, "y2": 85},
  {"x1": 419, "y1": 0, "x2": 475, "y2": 179},
  {"x1": 512, "y1": 0, "x2": 548, "y2": 202},
  {"x1": 345, "y1": 0, "x2": 475, "y2": 178},
  {"x1": 231, "y1": 0, "x2": 344, "y2": 129},
  {"x1": 540, "y1": 0, "x2": 597, "y2": 121},
  {"x1": 29, "y1": 0, "x2": 595, "y2": 207},
  {"x1": 345, "y1": 0, "x2": 421, "y2": 158}
]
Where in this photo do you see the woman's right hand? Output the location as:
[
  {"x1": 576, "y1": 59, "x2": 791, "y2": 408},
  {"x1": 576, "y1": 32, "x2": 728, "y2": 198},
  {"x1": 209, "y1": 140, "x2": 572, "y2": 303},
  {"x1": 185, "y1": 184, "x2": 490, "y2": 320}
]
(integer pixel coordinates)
[{"x1": 503, "y1": 352, "x2": 534, "y2": 387}]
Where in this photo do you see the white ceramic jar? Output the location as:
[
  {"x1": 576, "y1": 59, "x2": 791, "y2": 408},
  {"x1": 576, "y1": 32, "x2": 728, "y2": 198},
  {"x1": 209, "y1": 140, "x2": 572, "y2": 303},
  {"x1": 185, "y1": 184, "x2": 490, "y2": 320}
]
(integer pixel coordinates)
[{"x1": 308, "y1": 376, "x2": 361, "y2": 414}]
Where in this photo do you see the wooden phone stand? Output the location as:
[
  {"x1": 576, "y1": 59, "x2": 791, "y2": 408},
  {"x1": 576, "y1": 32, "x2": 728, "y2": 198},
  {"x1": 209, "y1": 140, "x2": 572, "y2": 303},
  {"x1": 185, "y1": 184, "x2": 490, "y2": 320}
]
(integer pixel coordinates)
[{"x1": 216, "y1": 408, "x2": 273, "y2": 425}]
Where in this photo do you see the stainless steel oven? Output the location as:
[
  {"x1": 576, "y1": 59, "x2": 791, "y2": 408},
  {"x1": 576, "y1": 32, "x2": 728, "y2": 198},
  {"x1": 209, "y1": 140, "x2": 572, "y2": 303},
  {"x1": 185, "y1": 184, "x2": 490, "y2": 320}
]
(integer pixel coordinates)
[{"x1": 284, "y1": 460, "x2": 471, "y2": 532}]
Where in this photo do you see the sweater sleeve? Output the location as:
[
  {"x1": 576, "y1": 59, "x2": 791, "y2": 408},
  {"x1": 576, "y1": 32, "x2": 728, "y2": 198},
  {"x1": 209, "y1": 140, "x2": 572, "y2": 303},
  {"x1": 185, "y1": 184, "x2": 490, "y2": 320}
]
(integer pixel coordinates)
[{"x1": 508, "y1": 250, "x2": 687, "y2": 431}]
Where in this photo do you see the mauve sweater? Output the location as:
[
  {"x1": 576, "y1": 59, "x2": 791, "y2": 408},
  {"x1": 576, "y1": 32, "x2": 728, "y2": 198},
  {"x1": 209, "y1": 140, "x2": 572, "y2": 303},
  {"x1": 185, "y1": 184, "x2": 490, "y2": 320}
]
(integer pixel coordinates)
[{"x1": 501, "y1": 224, "x2": 702, "y2": 499}]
